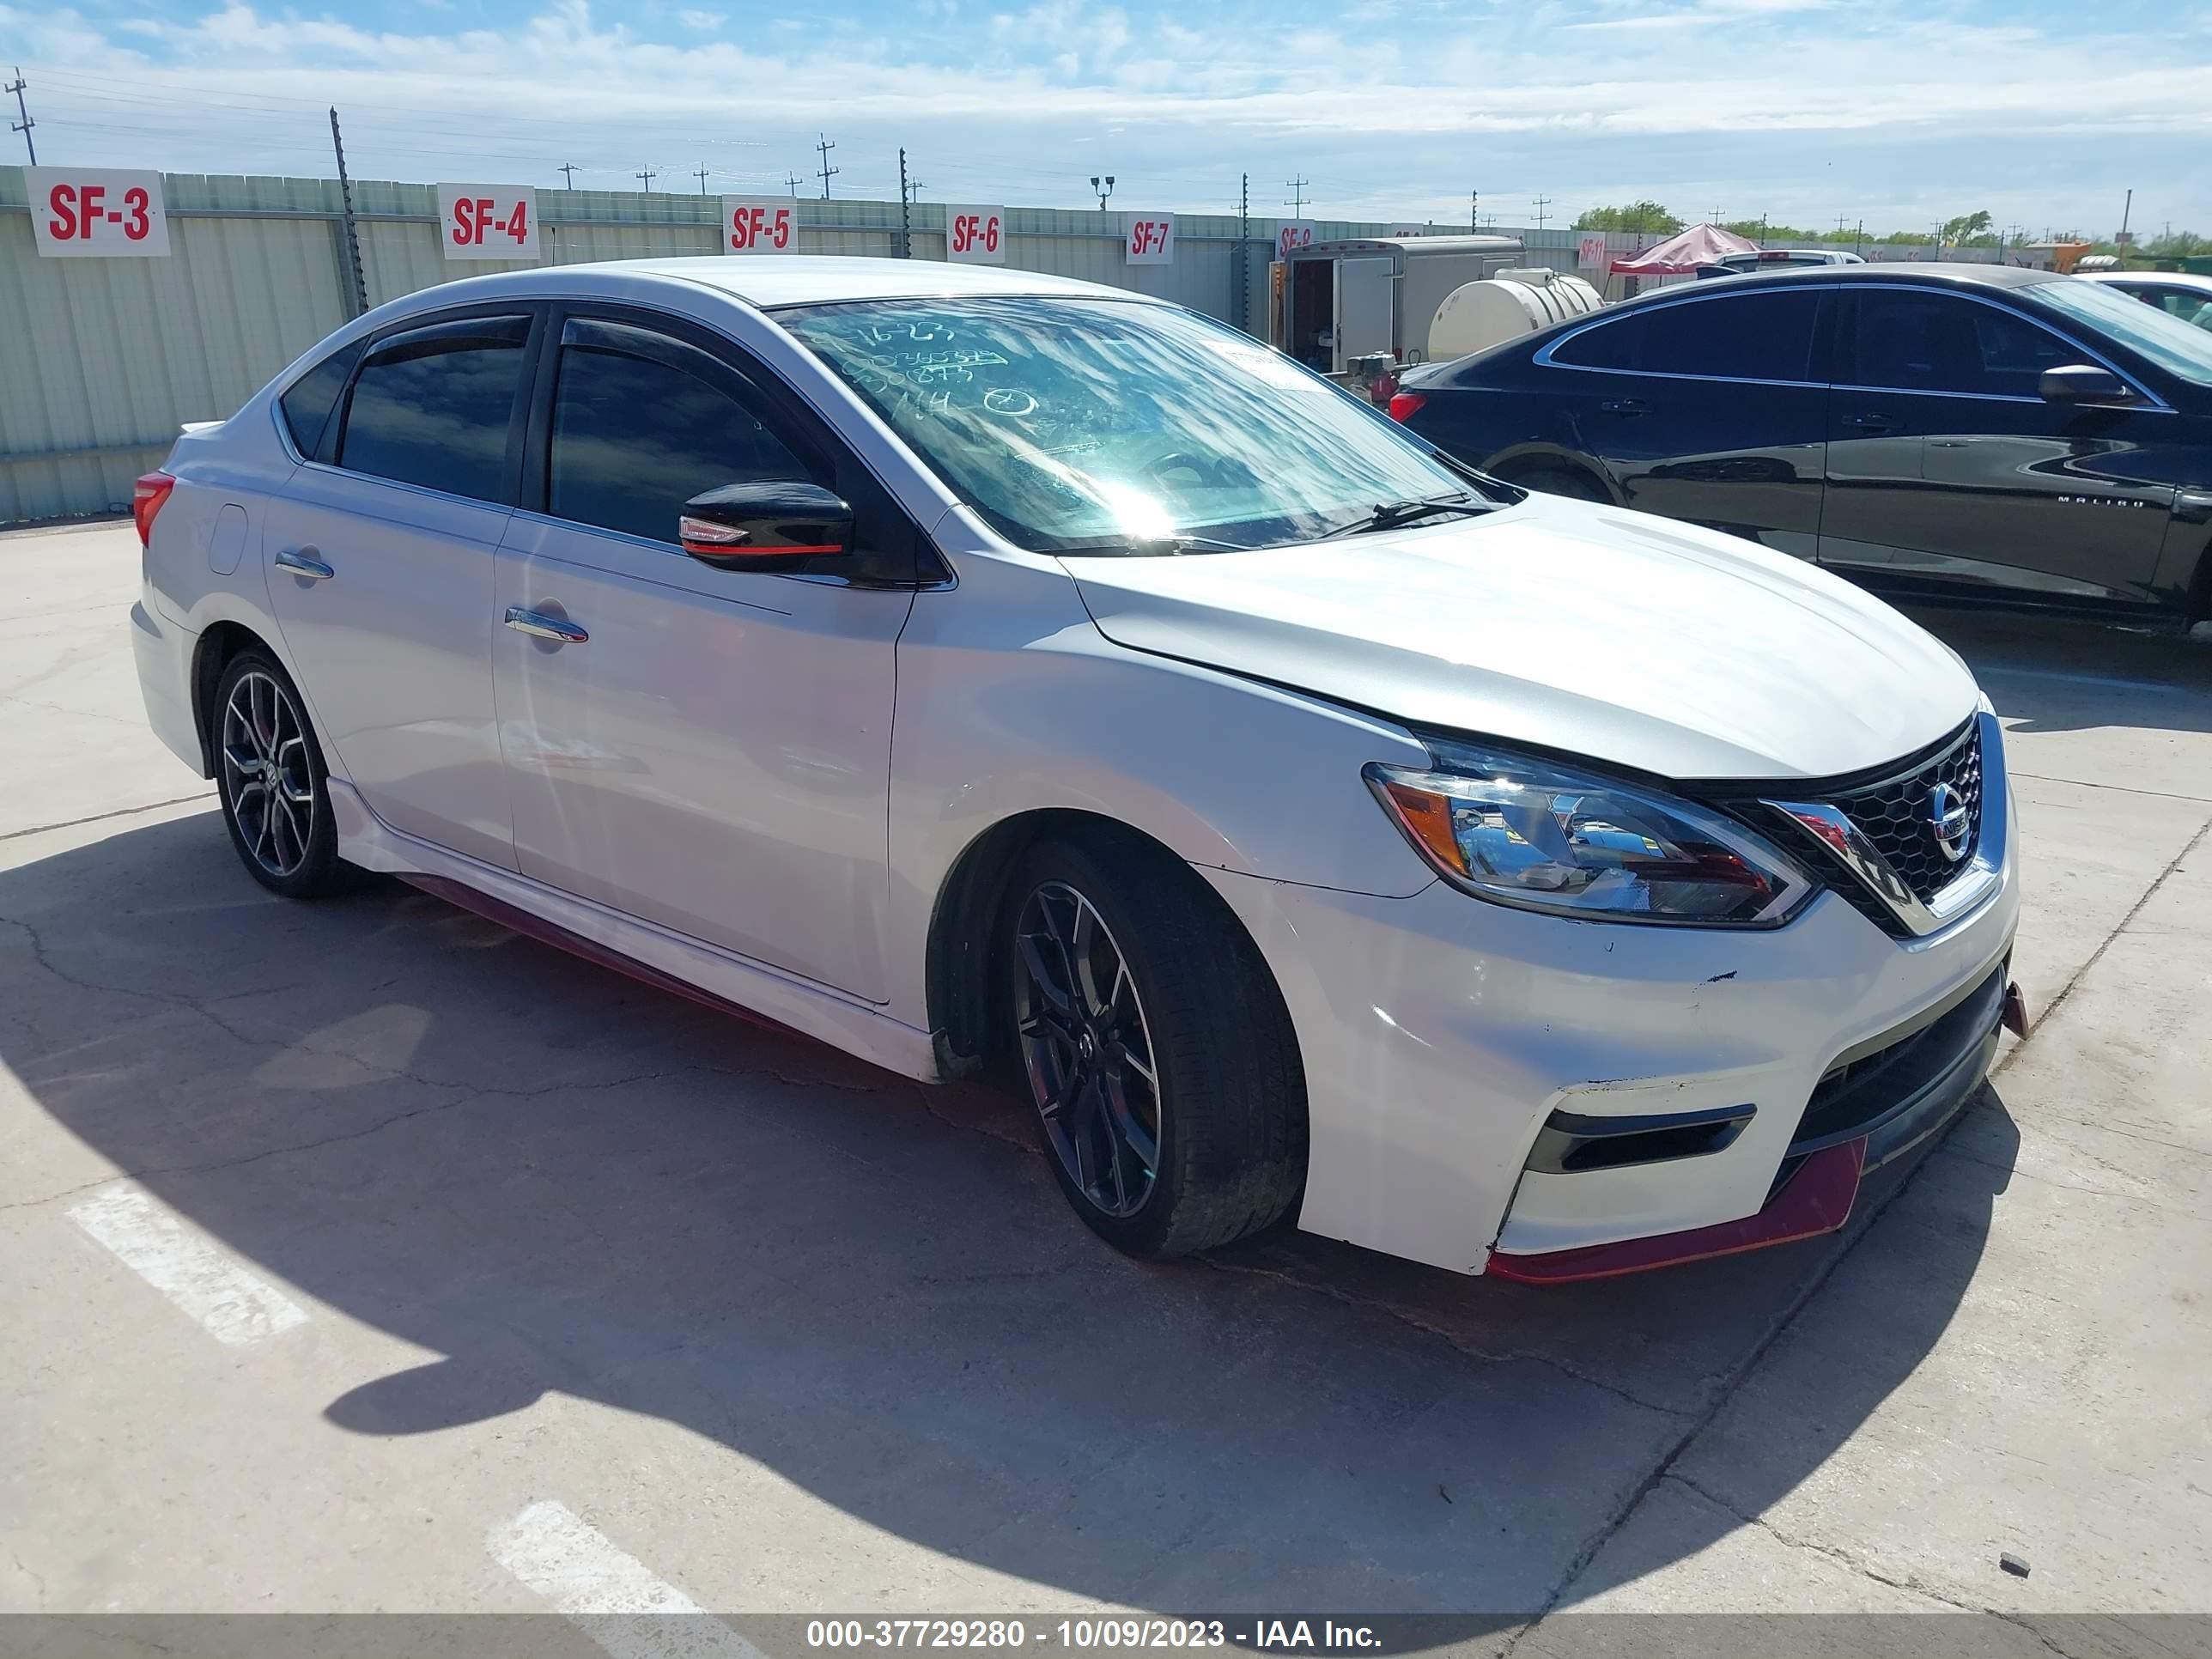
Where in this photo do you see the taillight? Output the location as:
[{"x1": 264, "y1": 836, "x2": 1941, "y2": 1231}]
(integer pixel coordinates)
[
  {"x1": 133, "y1": 472, "x2": 177, "y2": 548},
  {"x1": 1387, "y1": 392, "x2": 1427, "y2": 423}
]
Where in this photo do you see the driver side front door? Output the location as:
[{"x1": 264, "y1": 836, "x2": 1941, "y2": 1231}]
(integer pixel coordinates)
[{"x1": 492, "y1": 310, "x2": 921, "y2": 1001}]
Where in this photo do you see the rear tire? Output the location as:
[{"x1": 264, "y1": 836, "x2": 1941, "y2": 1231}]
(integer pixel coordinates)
[
  {"x1": 1001, "y1": 831, "x2": 1306, "y2": 1257},
  {"x1": 1509, "y1": 466, "x2": 1609, "y2": 503},
  {"x1": 211, "y1": 649, "x2": 356, "y2": 900}
]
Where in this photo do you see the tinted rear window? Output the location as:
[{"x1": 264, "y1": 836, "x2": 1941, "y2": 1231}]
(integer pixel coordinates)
[
  {"x1": 277, "y1": 339, "x2": 363, "y2": 460},
  {"x1": 1552, "y1": 290, "x2": 1826, "y2": 382},
  {"x1": 337, "y1": 314, "x2": 531, "y2": 504}
]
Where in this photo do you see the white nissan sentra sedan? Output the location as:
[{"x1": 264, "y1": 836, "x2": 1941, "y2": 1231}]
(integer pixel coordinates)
[{"x1": 131, "y1": 257, "x2": 2021, "y2": 1282}]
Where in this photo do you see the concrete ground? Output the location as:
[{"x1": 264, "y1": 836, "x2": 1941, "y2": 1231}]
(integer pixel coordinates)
[{"x1": 3, "y1": 521, "x2": 2208, "y2": 1650}]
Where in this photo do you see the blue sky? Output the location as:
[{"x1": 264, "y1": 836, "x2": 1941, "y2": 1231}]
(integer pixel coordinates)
[{"x1": 3, "y1": 0, "x2": 2204, "y2": 238}]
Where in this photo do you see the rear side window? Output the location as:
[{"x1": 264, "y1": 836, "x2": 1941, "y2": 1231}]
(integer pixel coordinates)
[
  {"x1": 1552, "y1": 290, "x2": 1826, "y2": 382},
  {"x1": 278, "y1": 339, "x2": 363, "y2": 461},
  {"x1": 337, "y1": 313, "x2": 531, "y2": 504},
  {"x1": 546, "y1": 319, "x2": 817, "y2": 544}
]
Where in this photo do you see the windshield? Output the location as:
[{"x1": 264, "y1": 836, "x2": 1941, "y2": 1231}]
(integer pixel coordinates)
[
  {"x1": 2030, "y1": 278, "x2": 2212, "y2": 389},
  {"x1": 779, "y1": 295, "x2": 1476, "y2": 553}
]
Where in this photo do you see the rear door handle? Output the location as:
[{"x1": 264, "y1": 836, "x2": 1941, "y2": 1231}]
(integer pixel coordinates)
[
  {"x1": 504, "y1": 606, "x2": 589, "y2": 645},
  {"x1": 274, "y1": 546, "x2": 334, "y2": 580},
  {"x1": 1600, "y1": 398, "x2": 1650, "y2": 416},
  {"x1": 1840, "y1": 412, "x2": 1898, "y2": 431}
]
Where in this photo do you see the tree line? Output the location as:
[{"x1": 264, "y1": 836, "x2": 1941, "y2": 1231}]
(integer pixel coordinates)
[{"x1": 1569, "y1": 201, "x2": 2209, "y2": 257}]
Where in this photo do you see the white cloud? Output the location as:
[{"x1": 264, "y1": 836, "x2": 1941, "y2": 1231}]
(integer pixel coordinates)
[{"x1": 677, "y1": 8, "x2": 723, "y2": 25}]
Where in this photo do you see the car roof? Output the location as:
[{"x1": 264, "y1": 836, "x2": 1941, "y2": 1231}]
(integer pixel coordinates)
[
  {"x1": 423, "y1": 254, "x2": 1133, "y2": 311},
  {"x1": 2083, "y1": 270, "x2": 2212, "y2": 293},
  {"x1": 1611, "y1": 261, "x2": 2063, "y2": 312}
]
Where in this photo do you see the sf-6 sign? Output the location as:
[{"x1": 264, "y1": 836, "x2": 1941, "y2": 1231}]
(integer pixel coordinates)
[
  {"x1": 723, "y1": 197, "x2": 797, "y2": 255},
  {"x1": 438, "y1": 183, "x2": 539, "y2": 260},
  {"x1": 1123, "y1": 212, "x2": 1175, "y2": 266},
  {"x1": 28, "y1": 167, "x2": 171, "y2": 258},
  {"x1": 945, "y1": 205, "x2": 1006, "y2": 264}
]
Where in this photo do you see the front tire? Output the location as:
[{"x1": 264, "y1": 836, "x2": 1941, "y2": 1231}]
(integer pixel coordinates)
[
  {"x1": 1003, "y1": 832, "x2": 1306, "y2": 1257},
  {"x1": 211, "y1": 649, "x2": 354, "y2": 899}
]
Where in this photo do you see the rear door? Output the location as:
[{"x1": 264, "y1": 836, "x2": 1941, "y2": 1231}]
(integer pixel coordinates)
[
  {"x1": 1536, "y1": 285, "x2": 1832, "y2": 559},
  {"x1": 263, "y1": 307, "x2": 539, "y2": 869},
  {"x1": 1822, "y1": 287, "x2": 2172, "y2": 603},
  {"x1": 492, "y1": 308, "x2": 918, "y2": 1001},
  {"x1": 1334, "y1": 256, "x2": 1395, "y2": 371}
]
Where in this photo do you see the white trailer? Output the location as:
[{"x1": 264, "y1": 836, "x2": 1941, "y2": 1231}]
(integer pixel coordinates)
[{"x1": 1276, "y1": 234, "x2": 1525, "y2": 374}]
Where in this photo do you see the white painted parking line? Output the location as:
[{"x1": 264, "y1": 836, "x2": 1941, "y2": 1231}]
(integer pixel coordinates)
[
  {"x1": 489, "y1": 1499, "x2": 767, "y2": 1659},
  {"x1": 65, "y1": 1181, "x2": 310, "y2": 1346}
]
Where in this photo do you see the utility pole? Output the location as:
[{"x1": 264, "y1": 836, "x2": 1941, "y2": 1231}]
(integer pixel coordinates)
[
  {"x1": 694, "y1": 163, "x2": 710, "y2": 195},
  {"x1": 328, "y1": 107, "x2": 368, "y2": 318},
  {"x1": 6, "y1": 66, "x2": 33, "y2": 165},
  {"x1": 785, "y1": 172, "x2": 804, "y2": 198},
  {"x1": 1090, "y1": 174, "x2": 1115, "y2": 213},
  {"x1": 815, "y1": 133, "x2": 838, "y2": 199},
  {"x1": 2118, "y1": 186, "x2": 2132, "y2": 245},
  {"x1": 1531, "y1": 195, "x2": 1552, "y2": 230},
  {"x1": 1284, "y1": 176, "x2": 1308, "y2": 216},
  {"x1": 636, "y1": 167, "x2": 656, "y2": 191},
  {"x1": 1236, "y1": 173, "x2": 1249, "y2": 333},
  {"x1": 896, "y1": 148, "x2": 912, "y2": 258},
  {"x1": 1469, "y1": 189, "x2": 1478, "y2": 233},
  {"x1": 558, "y1": 161, "x2": 578, "y2": 189}
]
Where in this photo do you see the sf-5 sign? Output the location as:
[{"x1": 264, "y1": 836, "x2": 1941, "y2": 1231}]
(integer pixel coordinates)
[
  {"x1": 438, "y1": 183, "x2": 540, "y2": 260},
  {"x1": 945, "y1": 205, "x2": 1006, "y2": 264},
  {"x1": 28, "y1": 168, "x2": 171, "y2": 258},
  {"x1": 723, "y1": 197, "x2": 797, "y2": 255}
]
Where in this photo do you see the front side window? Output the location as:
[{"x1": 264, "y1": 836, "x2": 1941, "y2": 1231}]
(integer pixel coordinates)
[
  {"x1": 2032, "y1": 278, "x2": 2212, "y2": 385},
  {"x1": 547, "y1": 319, "x2": 817, "y2": 544},
  {"x1": 779, "y1": 296, "x2": 1477, "y2": 554},
  {"x1": 1843, "y1": 292, "x2": 2071, "y2": 397},
  {"x1": 1550, "y1": 290, "x2": 1825, "y2": 382},
  {"x1": 337, "y1": 314, "x2": 531, "y2": 503}
]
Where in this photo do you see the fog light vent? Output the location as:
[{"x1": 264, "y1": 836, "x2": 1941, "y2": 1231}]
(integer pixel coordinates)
[{"x1": 1527, "y1": 1103, "x2": 1756, "y2": 1176}]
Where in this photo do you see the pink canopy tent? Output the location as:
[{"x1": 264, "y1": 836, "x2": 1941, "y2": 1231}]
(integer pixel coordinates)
[{"x1": 1609, "y1": 222, "x2": 1758, "y2": 276}]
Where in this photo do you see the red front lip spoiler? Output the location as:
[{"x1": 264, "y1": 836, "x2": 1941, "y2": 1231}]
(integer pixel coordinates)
[{"x1": 1485, "y1": 1138, "x2": 1867, "y2": 1285}]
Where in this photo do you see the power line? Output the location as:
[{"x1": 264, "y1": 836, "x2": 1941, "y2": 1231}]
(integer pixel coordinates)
[
  {"x1": 815, "y1": 132, "x2": 838, "y2": 198},
  {"x1": 6, "y1": 65, "x2": 33, "y2": 164}
]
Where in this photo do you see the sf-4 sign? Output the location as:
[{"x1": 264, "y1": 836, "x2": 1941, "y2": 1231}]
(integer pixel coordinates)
[
  {"x1": 438, "y1": 184, "x2": 539, "y2": 260},
  {"x1": 28, "y1": 168, "x2": 170, "y2": 258},
  {"x1": 945, "y1": 205, "x2": 1006, "y2": 264},
  {"x1": 1123, "y1": 213, "x2": 1175, "y2": 266},
  {"x1": 723, "y1": 197, "x2": 797, "y2": 255}
]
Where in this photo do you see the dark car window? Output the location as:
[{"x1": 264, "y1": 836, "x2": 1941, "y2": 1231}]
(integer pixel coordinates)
[
  {"x1": 1843, "y1": 292, "x2": 2072, "y2": 397},
  {"x1": 546, "y1": 319, "x2": 818, "y2": 545},
  {"x1": 278, "y1": 338, "x2": 364, "y2": 462},
  {"x1": 1550, "y1": 290, "x2": 1825, "y2": 382},
  {"x1": 337, "y1": 314, "x2": 531, "y2": 503}
]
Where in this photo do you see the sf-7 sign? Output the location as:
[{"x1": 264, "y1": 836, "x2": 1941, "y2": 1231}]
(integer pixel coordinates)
[
  {"x1": 1123, "y1": 213, "x2": 1175, "y2": 266},
  {"x1": 438, "y1": 183, "x2": 539, "y2": 260},
  {"x1": 28, "y1": 168, "x2": 170, "y2": 258}
]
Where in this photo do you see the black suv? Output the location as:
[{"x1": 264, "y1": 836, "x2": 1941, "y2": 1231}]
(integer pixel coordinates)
[{"x1": 1393, "y1": 264, "x2": 2212, "y2": 624}]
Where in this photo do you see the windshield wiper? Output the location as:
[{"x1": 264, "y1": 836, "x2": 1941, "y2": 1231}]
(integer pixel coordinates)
[{"x1": 1319, "y1": 494, "x2": 1494, "y2": 539}]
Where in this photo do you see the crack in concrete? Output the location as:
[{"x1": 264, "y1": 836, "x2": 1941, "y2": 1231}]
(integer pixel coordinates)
[
  {"x1": 1934, "y1": 1145, "x2": 2172, "y2": 1212},
  {"x1": 1196, "y1": 1255, "x2": 1688, "y2": 1419},
  {"x1": 0, "y1": 793, "x2": 214, "y2": 843},
  {"x1": 910, "y1": 1080, "x2": 1039, "y2": 1155},
  {"x1": 2008, "y1": 769, "x2": 2212, "y2": 806}
]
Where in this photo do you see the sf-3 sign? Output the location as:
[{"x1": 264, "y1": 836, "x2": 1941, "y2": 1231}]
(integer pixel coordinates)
[{"x1": 27, "y1": 167, "x2": 171, "y2": 258}]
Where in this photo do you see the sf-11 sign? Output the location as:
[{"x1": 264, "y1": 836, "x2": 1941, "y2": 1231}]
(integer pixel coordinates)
[
  {"x1": 438, "y1": 183, "x2": 539, "y2": 260},
  {"x1": 723, "y1": 197, "x2": 797, "y2": 255},
  {"x1": 1124, "y1": 213, "x2": 1175, "y2": 266},
  {"x1": 28, "y1": 167, "x2": 171, "y2": 258},
  {"x1": 945, "y1": 205, "x2": 1006, "y2": 264}
]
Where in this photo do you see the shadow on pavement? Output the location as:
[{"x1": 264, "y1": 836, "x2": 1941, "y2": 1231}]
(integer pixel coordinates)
[
  {"x1": 1903, "y1": 604, "x2": 2212, "y2": 738},
  {"x1": 0, "y1": 811, "x2": 2018, "y2": 1618}
]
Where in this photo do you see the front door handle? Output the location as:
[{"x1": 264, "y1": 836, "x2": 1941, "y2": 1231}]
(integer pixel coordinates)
[
  {"x1": 274, "y1": 546, "x2": 334, "y2": 580},
  {"x1": 1600, "y1": 398, "x2": 1650, "y2": 416},
  {"x1": 504, "y1": 606, "x2": 589, "y2": 645},
  {"x1": 1840, "y1": 412, "x2": 1898, "y2": 431}
]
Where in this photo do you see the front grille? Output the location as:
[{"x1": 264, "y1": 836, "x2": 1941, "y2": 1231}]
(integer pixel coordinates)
[{"x1": 1832, "y1": 721, "x2": 1983, "y2": 904}]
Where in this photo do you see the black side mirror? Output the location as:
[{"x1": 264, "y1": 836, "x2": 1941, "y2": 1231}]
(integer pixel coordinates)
[
  {"x1": 2038, "y1": 364, "x2": 2135, "y2": 406},
  {"x1": 680, "y1": 481, "x2": 854, "y2": 570}
]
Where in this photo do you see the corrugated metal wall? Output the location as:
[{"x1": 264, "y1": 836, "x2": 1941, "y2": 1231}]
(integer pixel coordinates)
[{"x1": 0, "y1": 164, "x2": 1961, "y2": 523}]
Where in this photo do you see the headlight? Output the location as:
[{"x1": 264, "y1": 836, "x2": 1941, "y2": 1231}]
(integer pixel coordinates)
[{"x1": 1365, "y1": 739, "x2": 1812, "y2": 927}]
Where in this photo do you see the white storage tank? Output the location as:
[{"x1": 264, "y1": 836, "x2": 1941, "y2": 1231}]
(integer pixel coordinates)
[{"x1": 1427, "y1": 269, "x2": 1605, "y2": 362}]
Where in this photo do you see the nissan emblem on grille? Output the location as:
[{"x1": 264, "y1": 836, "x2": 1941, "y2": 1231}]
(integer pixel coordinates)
[{"x1": 1928, "y1": 782, "x2": 1972, "y2": 863}]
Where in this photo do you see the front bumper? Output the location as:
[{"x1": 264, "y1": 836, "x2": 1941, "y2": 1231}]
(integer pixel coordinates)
[{"x1": 1196, "y1": 753, "x2": 2019, "y2": 1278}]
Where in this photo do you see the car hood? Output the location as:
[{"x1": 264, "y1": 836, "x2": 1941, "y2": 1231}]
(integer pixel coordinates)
[{"x1": 1062, "y1": 495, "x2": 1979, "y2": 781}]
